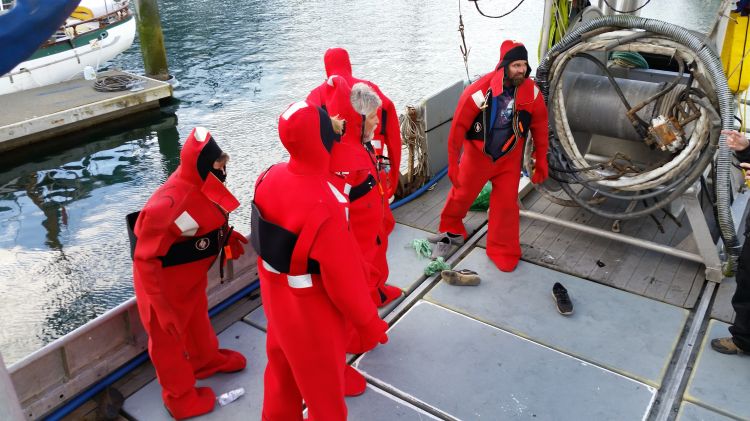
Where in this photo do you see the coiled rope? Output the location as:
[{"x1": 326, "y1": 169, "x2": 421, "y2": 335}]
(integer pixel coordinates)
[
  {"x1": 93, "y1": 74, "x2": 143, "y2": 92},
  {"x1": 398, "y1": 106, "x2": 430, "y2": 197}
]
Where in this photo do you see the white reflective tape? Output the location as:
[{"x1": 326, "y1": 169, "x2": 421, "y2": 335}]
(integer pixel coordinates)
[
  {"x1": 328, "y1": 182, "x2": 347, "y2": 203},
  {"x1": 194, "y1": 127, "x2": 209, "y2": 142},
  {"x1": 174, "y1": 211, "x2": 199, "y2": 237},
  {"x1": 533, "y1": 85, "x2": 540, "y2": 100},
  {"x1": 262, "y1": 259, "x2": 281, "y2": 274},
  {"x1": 287, "y1": 274, "x2": 313, "y2": 289},
  {"x1": 471, "y1": 90, "x2": 485, "y2": 108},
  {"x1": 282, "y1": 101, "x2": 308, "y2": 120},
  {"x1": 371, "y1": 140, "x2": 382, "y2": 150},
  {"x1": 345, "y1": 206, "x2": 349, "y2": 222},
  {"x1": 344, "y1": 183, "x2": 352, "y2": 196}
]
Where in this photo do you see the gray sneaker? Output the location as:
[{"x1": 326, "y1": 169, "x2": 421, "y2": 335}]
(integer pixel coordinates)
[
  {"x1": 427, "y1": 232, "x2": 465, "y2": 246},
  {"x1": 431, "y1": 237, "x2": 453, "y2": 260}
]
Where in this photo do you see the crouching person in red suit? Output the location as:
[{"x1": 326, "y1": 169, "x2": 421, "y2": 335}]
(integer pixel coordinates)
[
  {"x1": 129, "y1": 127, "x2": 248, "y2": 419},
  {"x1": 253, "y1": 101, "x2": 388, "y2": 421},
  {"x1": 434, "y1": 40, "x2": 549, "y2": 272}
]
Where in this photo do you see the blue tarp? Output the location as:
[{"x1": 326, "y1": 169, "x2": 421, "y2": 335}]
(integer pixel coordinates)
[{"x1": 0, "y1": 0, "x2": 82, "y2": 75}]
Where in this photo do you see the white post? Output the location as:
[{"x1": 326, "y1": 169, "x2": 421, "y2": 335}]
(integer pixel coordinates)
[
  {"x1": 710, "y1": 0, "x2": 735, "y2": 50},
  {"x1": 539, "y1": 0, "x2": 554, "y2": 59},
  {"x1": 601, "y1": 0, "x2": 646, "y2": 16},
  {"x1": 0, "y1": 353, "x2": 24, "y2": 421}
]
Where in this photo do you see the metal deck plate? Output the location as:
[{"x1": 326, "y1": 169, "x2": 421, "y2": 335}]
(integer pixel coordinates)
[
  {"x1": 684, "y1": 320, "x2": 750, "y2": 420},
  {"x1": 676, "y1": 401, "x2": 737, "y2": 421},
  {"x1": 424, "y1": 249, "x2": 688, "y2": 387},
  {"x1": 243, "y1": 297, "x2": 402, "y2": 332},
  {"x1": 243, "y1": 305, "x2": 267, "y2": 331},
  {"x1": 345, "y1": 385, "x2": 441, "y2": 420},
  {"x1": 122, "y1": 322, "x2": 266, "y2": 420},
  {"x1": 385, "y1": 223, "x2": 434, "y2": 293},
  {"x1": 241, "y1": 223, "x2": 426, "y2": 332},
  {"x1": 356, "y1": 301, "x2": 656, "y2": 420}
]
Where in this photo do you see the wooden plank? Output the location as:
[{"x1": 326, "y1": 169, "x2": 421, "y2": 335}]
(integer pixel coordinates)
[
  {"x1": 625, "y1": 214, "x2": 682, "y2": 295},
  {"x1": 645, "y1": 253, "x2": 683, "y2": 302},
  {"x1": 664, "y1": 259, "x2": 703, "y2": 308},
  {"x1": 569, "y1": 212, "x2": 617, "y2": 281},
  {"x1": 539, "y1": 207, "x2": 594, "y2": 267},
  {"x1": 411, "y1": 194, "x2": 453, "y2": 231},
  {"x1": 683, "y1": 268, "x2": 706, "y2": 308},
  {"x1": 711, "y1": 276, "x2": 738, "y2": 323},
  {"x1": 588, "y1": 211, "x2": 652, "y2": 289},
  {"x1": 519, "y1": 190, "x2": 555, "y2": 251},
  {"x1": 551, "y1": 211, "x2": 603, "y2": 276},
  {"x1": 518, "y1": 188, "x2": 544, "y2": 236},
  {"x1": 525, "y1": 204, "x2": 581, "y2": 265},
  {"x1": 393, "y1": 177, "x2": 452, "y2": 228},
  {"x1": 525, "y1": 202, "x2": 568, "y2": 264}
]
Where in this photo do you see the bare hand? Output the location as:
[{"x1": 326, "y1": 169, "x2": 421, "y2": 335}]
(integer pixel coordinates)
[
  {"x1": 740, "y1": 162, "x2": 750, "y2": 182},
  {"x1": 330, "y1": 115, "x2": 345, "y2": 135},
  {"x1": 722, "y1": 129, "x2": 750, "y2": 151}
]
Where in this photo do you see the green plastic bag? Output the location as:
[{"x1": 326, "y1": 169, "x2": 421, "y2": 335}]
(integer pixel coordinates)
[
  {"x1": 469, "y1": 182, "x2": 492, "y2": 211},
  {"x1": 424, "y1": 257, "x2": 451, "y2": 276}
]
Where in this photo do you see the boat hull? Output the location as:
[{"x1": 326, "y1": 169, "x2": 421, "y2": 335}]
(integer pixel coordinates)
[{"x1": 0, "y1": 14, "x2": 135, "y2": 96}]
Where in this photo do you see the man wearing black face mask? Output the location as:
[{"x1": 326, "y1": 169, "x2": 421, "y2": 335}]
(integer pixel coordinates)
[{"x1": 130, "y1": 127, "x2": 248, "y2": 419}]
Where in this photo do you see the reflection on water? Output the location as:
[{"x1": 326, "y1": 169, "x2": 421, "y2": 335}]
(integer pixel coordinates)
[
  {"x1": 0, "y1": 0, "x2": 721, "y2": 363},
  {"x1": 0, "y1": 113, "x2": 179, "y2": 363}
]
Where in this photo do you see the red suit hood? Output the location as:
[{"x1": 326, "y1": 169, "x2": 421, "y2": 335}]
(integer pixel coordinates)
[
  {"x1": 490, "y1": 40, "x2": 531, "y2": 95},
  {"x1": 279, "y1": 101, "x2": 346, "y2": 175},
  {"x1": 324, "y1": 47, "x2": 354, "y2": 84},
  {"x1": 174, "y1": 127, "x2": 239, "y2": 213}
]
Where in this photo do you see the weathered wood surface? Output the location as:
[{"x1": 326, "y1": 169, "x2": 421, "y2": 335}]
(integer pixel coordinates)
[
  {"x1": 400, "y1": 177, "x2": 709, "y2": 308},
  {"x1": 711, "y1": 277, "x2": 737, "y2": 324}
]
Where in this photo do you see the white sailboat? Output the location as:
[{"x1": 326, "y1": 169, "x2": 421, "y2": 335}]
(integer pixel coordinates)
[{"x1": 0, "y1": 0, "x2": 135, "y2": 96}]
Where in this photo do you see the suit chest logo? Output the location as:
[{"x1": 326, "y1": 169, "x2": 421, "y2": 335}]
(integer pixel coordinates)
[
  {"x1": 195, "y1": 238, "x2": 210, "y2": 251},
  {"x1": 474, "y1": 122, "x2": 482, "y2": 133}
]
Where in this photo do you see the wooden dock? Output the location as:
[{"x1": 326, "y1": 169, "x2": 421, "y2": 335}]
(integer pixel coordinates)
[{"x1": 0, "y1": 70, "x2": 171, "y2": 152}]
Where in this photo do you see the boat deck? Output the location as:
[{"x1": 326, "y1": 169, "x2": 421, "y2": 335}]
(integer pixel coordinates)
[{"x1": 112, "y1": 175, "x2": 750, "y2": 421}]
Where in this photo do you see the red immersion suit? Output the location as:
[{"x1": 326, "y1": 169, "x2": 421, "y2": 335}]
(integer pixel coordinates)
[
  {"x1": 132, "y1": 127, "x2": 248, "y2": 419},
  {"x1": 254, "y1": 102, "x2": 388, "y2": 421},
  {"x1": 308, "y1": 49, "x2": 402, "y2": 307},
  {"x1": 439, "y1": 40, "x2": 549, "y2": 272}
]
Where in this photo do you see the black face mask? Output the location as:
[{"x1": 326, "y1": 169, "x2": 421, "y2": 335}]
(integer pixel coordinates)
[
  {"x1": 210, "y1": 166, "x2": 227, "y2": 183},
  {"x1": 317, "y1": 106, "x2": 341, "y2": 152},
  {"x1": 196, "y1": 136, "x2": 224, "y2": 180}
]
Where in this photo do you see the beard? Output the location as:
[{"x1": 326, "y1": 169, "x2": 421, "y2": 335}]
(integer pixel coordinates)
[{"x1": 505, "y1": 74, "x2": 524, "y2": 87}]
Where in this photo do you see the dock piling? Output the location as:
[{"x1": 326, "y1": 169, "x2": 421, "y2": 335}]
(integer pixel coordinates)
[{"x1": 134, "y1": 0, "x2": 170, "y2": 81}]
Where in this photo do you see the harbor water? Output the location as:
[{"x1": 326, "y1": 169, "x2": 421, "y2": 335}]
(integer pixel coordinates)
[{"x1": 0, "y1": 0, "x2": 720, "y2": 364}]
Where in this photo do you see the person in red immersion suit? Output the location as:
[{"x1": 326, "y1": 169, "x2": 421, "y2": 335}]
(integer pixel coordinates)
[
  {"x1": 307, "y1": 47, "x2": 401, "y2": 201},
  {"x1": 252, "y1": 101, "x2": 389, "y2": 421},
  {"x1": 324, "y1": 76, "x2": 403, "y2": 308},
  {"x1": 308, "y1": 48, "x2": 402, "y2": 305},
  {"x1": 432, "y1": 40, "x2": 549, "y2": 272},
  {"x1": 130, "y1": 127, "x2": 249, "y2": 419}
]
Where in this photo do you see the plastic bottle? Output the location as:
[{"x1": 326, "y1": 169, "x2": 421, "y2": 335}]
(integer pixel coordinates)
[
  {"x1": 217, "y1": 387, "x2": 245, "y2": 406},
  {"x1": 83, "y1": 66, "x2": 97, "y2": 80}
]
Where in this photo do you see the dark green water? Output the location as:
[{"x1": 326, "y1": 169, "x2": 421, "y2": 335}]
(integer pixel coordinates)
[{"x1": 0, "y1": 0, "x2": 720, "y2": 363}]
